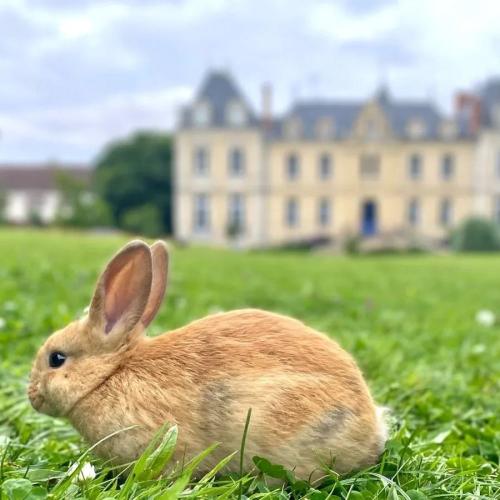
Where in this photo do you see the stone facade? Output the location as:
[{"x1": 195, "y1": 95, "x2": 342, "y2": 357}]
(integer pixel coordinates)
[{"x1": 175, "y1": 71, "x2": 500, "y2": 249}]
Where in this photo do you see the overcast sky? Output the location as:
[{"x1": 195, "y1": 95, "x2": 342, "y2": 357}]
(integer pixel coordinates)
[{"x1": 1, "y1": 0, "x2": 499, "y2": 164}]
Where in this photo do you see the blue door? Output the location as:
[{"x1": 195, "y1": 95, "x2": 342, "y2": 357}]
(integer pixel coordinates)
[{"x1": 361, "y1": 200, "x2": 377, "y2": 236}]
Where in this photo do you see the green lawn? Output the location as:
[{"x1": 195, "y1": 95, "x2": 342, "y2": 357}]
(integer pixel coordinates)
[{"x1": 0, "y1": 229, "x2": 498, "y2": 499}]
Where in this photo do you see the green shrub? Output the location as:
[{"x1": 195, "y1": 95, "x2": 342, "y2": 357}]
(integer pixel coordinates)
[
  {"x1": 55, "y1": 172, "x2": 113, "y2": 228},
  {"x1": 343, "y1": 234, "x2": 360, "y2": 254},
  {"x1": 28, "y1": 211, "x2": 45, "y2": 227},
  {"x1": 452, "y1": 217, "x2": 500, "y2": 252},
  {"x1": 122, "y1": 204, "x2": 164, "y2": 237}
]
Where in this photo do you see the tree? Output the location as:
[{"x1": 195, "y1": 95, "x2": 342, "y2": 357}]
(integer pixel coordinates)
[
  {"x1": 122, "y1": 204, "x2": 163, "y2": 238},
  {"x1": 452, "y1": 217, "x2": 500, "y2": 252},
  {"x1": 55, "y1": 171, "x2": 112, "y2": 228},
  {"x1": 94, "y1": 132, "x2": 173, "y2": 234}
]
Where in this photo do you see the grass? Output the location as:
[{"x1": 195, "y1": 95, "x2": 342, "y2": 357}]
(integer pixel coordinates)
[{"x1": 0, "y1": 228, "x2": 498, "y2": 499}]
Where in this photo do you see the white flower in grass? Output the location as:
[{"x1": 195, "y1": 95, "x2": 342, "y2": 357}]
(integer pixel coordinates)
[
  {"x1": 471, "y1": 344, "x2": 486, "y2": 354},
  {"x1": 68, "y1": 462, "x2": 96, "y2": 482},
  {"x1": 475, "y1": 309, "x2": 495, "y2": 327},
  {"x1": 3, "y1": 301, "x2": 16, "y2": 312}
]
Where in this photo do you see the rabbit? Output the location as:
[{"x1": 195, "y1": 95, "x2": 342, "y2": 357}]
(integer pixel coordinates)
[{"x1": 28, "y1": 240, "x2": 388, "y2": 479}]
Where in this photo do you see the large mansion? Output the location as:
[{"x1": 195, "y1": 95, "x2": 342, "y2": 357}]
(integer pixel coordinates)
[{"x1": 174, "y1": 71, "x2": 500, "y2": 249}]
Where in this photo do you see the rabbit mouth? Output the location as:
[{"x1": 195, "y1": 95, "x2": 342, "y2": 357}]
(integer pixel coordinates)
[{"x1": 28, "y1": 386, "x2": 45, "y2": 412}]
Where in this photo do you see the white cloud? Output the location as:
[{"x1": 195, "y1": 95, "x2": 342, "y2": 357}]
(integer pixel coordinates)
[
  {"x1": 0, "y1": 0, "x2": 499, "y2": 162},
  {"x1": 0, "y1": 86, "x2": 192, "y2": 160},
  {"x1": 57, "y1": 16, "x2": 95, "y2": 40},
  {"x1": 308, "y1": 2, "x2": 398, "y2": 44},
  {"x1": 308, "y1": 0, "x2": 500, "y2": 94}
]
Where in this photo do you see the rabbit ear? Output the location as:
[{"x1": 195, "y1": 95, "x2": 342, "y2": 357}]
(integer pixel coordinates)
[
  {"x1": 88, "y1": 240, "x2": 152, "y2": 345},
  {"x1": 141, "y1": 241, "x2": 169, "y2": 328}
]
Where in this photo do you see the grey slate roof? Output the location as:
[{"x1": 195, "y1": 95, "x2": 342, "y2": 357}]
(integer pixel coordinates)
[
  {"x1": 280, "y1": 101, "x2": 362, "y2": 140},
  {"x1": 180, "y1": 71, "x2": 257, "y2": 128},
  {"x1": 479, "y1": 78, "x2": 500, "y2": 128},
  {"x1": 272, "y1": 93, "x2": 449, "y2": 140},
  {"x1": 0, "y1": 165, "x2": 90, "y2": 191},
  {"x1": 377, "y1": 98, "x2": 443, "y2": 139},
  {"x1": 181, "y1": 71, "x2": 472, "y2": 140}
]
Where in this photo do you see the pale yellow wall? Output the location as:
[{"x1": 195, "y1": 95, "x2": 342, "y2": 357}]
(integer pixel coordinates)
[
  {"x1": 265, "y1": 140, "x2": 474, "y2": 244},
  {"x1": 473, "y1": 130, "x2": 500, "y2": 218},
  {"x1": 175, "y1": 111, "x2": 476, "y2": 248},
  {"x1": 174, "y1": 128, "x2": 266, "y2": 247}
]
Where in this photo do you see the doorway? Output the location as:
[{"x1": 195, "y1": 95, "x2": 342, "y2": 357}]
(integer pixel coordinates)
[{"x1": 361, "y1": 200, "x2": 377, "y2": 236}]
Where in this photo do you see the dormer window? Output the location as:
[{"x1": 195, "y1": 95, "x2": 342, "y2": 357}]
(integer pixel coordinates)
[
  {"x1": 226, "y1": 100, "x2": 247, "y2": 126},
  {"x1": 406, "y1": 118, "x2": 427, "y2": 139},
  {"x1": 362, "y1": 118, "x2": 382, "y2": 141},
  {"x1": 316, "y1": 117, "x2": 335, "y2": 140},
  {"x1": 440, "y1": 120, "x2": 458, "y2": 140},
  {"x1": 285, "y1": 117, "x2": 302, "y2": 140},
  {"x1": 193, "y1": 101, "x2": 211, "y2": 127}
]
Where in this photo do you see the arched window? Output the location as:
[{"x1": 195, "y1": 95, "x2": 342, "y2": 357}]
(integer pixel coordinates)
[
  {"x1": 316, "y1": 117, "x2": 335, "y2": 140},
  {"x1": 285, "y1": 117, "x2": 302, "y2": 139},
  {"x1": 285, "y1": 197, "x2": 299, "y2": 227},
  {"x1": 193, "y1": 193, "x2": 210, "y2": 232},
  {"x1": 318, "y1": 198, "x2": 331, "y2": 227},
  {"x1": 441, "y1": 154, "x2": 454, "y2": 180},
  {"x1": 440, "y1": 120, "x2": 458, "y2": 140},
  {"x1": 227, "y1": 193, "x2": 245, "y2": 234},
  {"x1": 408, "y1": 153, "x2": 422, "y2": 180},
  {"x1": 318, "y1": 153, "x2": 333, "y2": 180},
  {"x1": 193, "y1": 101, "x2": 211, "y2": 127},
  {"x1": 228, "y1": 148, "x2": 245, "y2": 177},
  {"x1": 406, "y1": 118, "x2": 426, "y2": 139},
  {"x1": 193, "y1": 147, "x2": 209, "y2": 176},
  {"x1": 286, "y1": 153, "x2": 300, "y2": 180},
  {"x1": 226, "y1": 100, "x2": 247, "y2": 126},
  {"x1": 408, "y1": 198, "x2": 420, "y2": 226},
  {"x1": 439, "y1": 198, "x2": 452, "y2": 226}
]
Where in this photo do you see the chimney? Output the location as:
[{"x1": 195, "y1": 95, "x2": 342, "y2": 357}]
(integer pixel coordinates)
[
  {"x1": 455, "y1": 92, "x2": 481, "y2": 135},
  {"x1": 261, "y1": 83, "x2": 272, "y2": 129}
]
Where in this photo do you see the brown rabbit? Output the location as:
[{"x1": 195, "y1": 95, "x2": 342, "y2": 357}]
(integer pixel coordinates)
[{"x1": 28, "y1": 240, "x2": 387, "y2": 479}]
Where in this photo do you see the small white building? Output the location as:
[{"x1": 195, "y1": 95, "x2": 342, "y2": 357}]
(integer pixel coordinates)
[{"x1": 0, "y1": 165, "x2": 90, "y2": 224}]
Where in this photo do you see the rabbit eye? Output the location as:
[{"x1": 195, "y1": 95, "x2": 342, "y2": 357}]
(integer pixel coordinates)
[{"x1": 49, "y1": 351, "x2": 67, "y2": 368}]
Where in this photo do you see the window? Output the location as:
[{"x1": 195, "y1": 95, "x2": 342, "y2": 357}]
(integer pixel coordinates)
[
  {"x1": 286, "y1": 153, "x2": 300, "y2": 180},
  {"x1": 362, "y1": 118, "x2": 383, "y2": 141},
  {"x1": 285, "y1": 117, "x2": 302, "y2": 139},
  {"x1": 227, "y1": 193, "x2": 245, "y2": 234},
  {"x1": 226, "y1": 100, "x2": 247, "y2": 126},
  {"x1": 406, "y1": 118, "x2": 427, "y2": 139},
  {"x1": 441, "y1": 154, "x2": 454, "y2": 180},
  {"x1": 359, "y1": 154, "x2": 380, "y2": 179},
  {"x1": 193, "y1": 101, "x2": 211, "y2": 127},
  {"x1": 318, "y1": 198, "x2": 331, "y2": 227},
  {"x1": 316, "y1": 117, "x2": 334, "y2": 139},
  {"x1": 193, "y1": 147, "x2": 209, "y2": 177},
  {"x1": 439, "y1": 198, "x2": 452, "y2": 226},
  {"x1": 228, "y1": 148, "x2": 245, "y2": 177},
  {"x1": 440, "y1": 120, "x2": 458, "y2": 140},
  {"x1": 318, "y1": 153, "x2": 333, "y2": 180},
  {"x1": 408, "y1": 153, "x2": 422, "y2": 180},
  {"x1": 285, "y1": 197, "x2": 299, "y2": 227},
  {"x1": 408, "y1": 198, "x2": 420, "y2": 227},
  {"x1": 193, "y1": 193, "x2": 210, "y2": 232}
]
